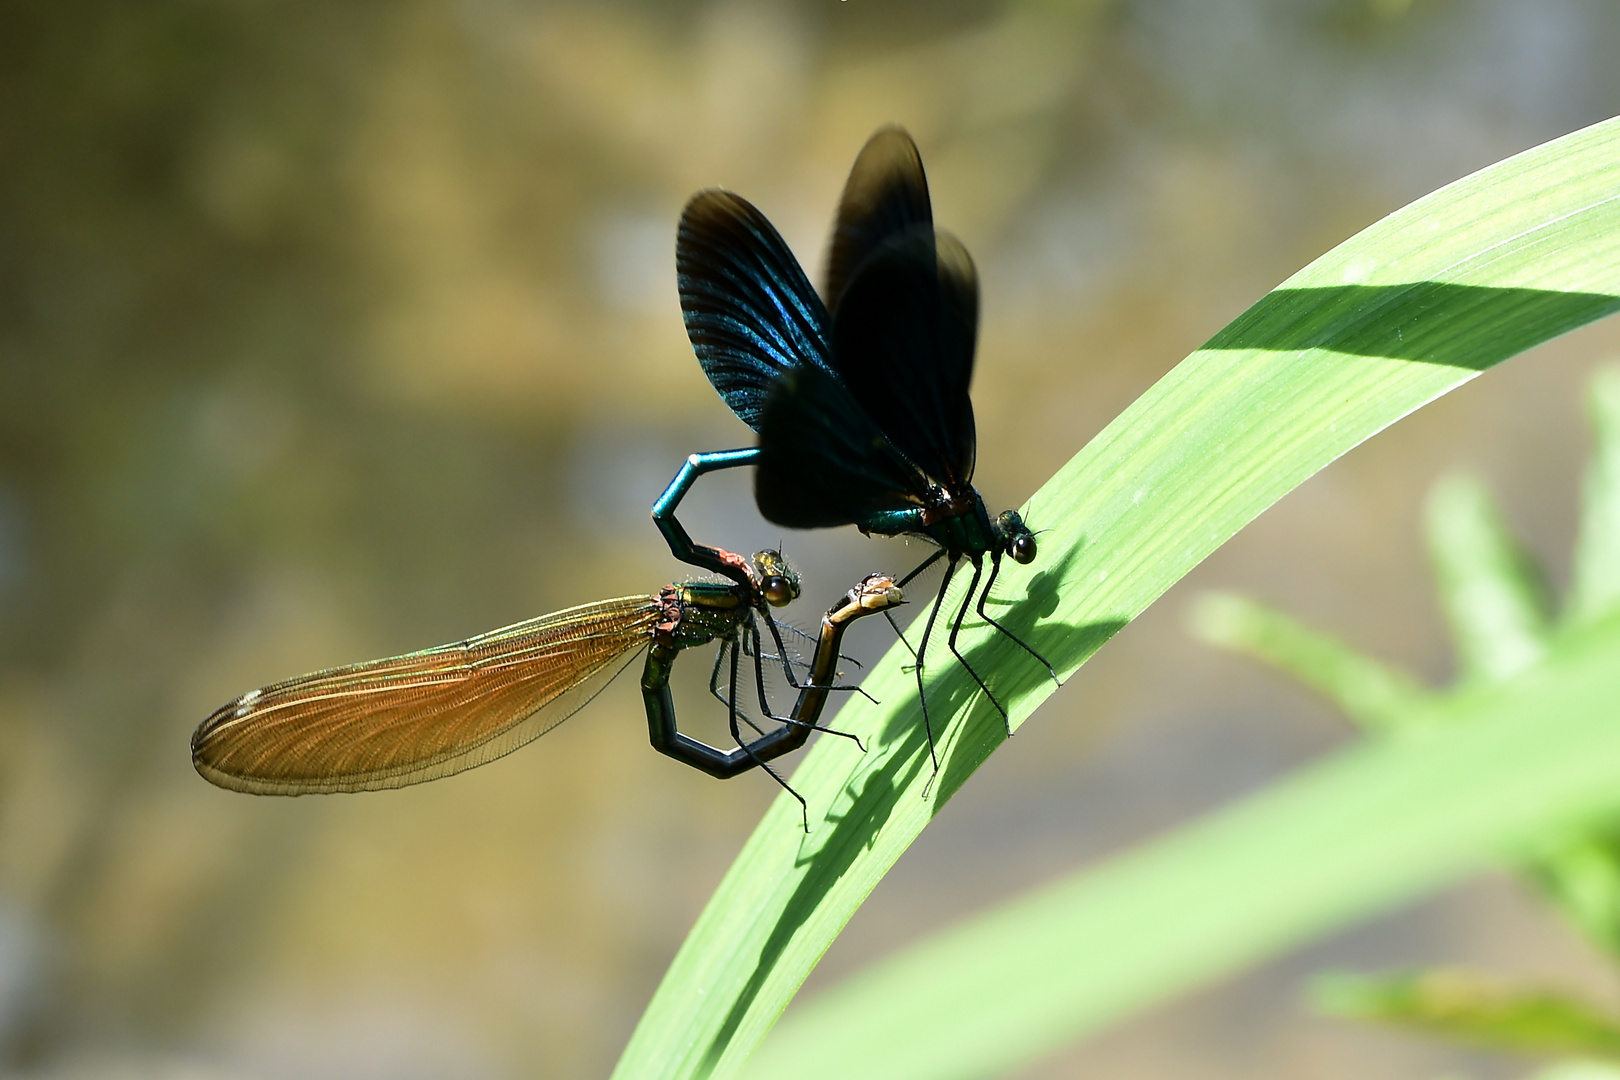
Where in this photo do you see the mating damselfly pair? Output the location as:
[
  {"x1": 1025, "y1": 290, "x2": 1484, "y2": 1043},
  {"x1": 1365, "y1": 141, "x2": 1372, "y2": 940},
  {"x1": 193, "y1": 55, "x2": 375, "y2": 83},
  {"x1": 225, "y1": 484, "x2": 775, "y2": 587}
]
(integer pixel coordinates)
[{"x1": 192, "y1": 127, "x2": 1056, "y2": 825}]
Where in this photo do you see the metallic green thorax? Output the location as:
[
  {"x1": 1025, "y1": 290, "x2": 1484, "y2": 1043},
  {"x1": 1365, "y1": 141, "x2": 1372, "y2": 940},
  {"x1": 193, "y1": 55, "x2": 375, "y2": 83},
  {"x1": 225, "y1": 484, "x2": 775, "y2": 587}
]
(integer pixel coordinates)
[
  {"x1": 639, "y1": 576, "x2": 771, "y2": 782},
  {"x1": 850, "y1": 490, "x2": 1007, "y2": 560},
  {"x1": 656, "y1": 581, "x2": 750, "y2": 649},
  {"x1": 642, "y1": 581, "x2": 752, "y2": 715},
  {"x1": 637, "y1": 551, "x2": 811, "y2": 784}
]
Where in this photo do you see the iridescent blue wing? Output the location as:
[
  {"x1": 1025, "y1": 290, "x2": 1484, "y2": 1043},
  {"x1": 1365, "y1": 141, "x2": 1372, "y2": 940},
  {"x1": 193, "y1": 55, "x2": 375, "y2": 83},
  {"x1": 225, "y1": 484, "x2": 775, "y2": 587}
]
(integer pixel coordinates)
[
  {"x1": 677, "y1": 190, "x2": 834, "y2": 432},
  {"x1": 754, "y1": 365, "x2": 930, "y2": 529},
  {"x1": 829, "y1": 227, "x2": 978, "y2": 488},
  {"x1": 823, "y1": 125, "x2": 933, "y2": 316}
]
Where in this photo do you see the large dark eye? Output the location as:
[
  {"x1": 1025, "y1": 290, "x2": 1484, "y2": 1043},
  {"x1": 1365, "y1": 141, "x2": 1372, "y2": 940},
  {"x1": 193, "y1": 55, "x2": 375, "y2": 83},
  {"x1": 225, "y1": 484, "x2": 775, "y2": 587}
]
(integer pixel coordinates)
[
  {"x1": 1011, "y1": 533, "x2": 1037, "y2": 565},
  {"x1": 763, "y1": 577, "x2": 795, "y2": 607}
]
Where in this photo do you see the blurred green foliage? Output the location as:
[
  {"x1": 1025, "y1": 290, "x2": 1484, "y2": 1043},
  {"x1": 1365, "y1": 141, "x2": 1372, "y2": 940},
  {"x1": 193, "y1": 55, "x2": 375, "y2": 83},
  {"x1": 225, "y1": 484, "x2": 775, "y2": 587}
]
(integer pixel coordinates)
[
  {"x1": 1203, "y1": 371, "x2": 1620, "y2": 1075},
  {"x1": 1312, "y1": 968, "x2": 1620, "y2": 1056}
]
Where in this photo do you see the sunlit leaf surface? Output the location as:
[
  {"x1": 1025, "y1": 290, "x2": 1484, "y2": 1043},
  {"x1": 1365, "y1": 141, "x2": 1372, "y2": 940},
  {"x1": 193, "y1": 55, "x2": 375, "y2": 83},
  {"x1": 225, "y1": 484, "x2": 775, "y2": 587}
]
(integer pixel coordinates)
[
  {"x1": 611, "y1": 117, "x2": 1620, "y2": 1080},
  {"x1": 757, "y1": 615, "x2": 1620, "y2": 1080}
]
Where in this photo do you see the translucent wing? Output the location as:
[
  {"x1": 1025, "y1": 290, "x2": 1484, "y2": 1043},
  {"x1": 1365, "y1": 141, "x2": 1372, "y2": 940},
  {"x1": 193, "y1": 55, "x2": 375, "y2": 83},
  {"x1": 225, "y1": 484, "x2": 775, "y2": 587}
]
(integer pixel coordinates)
[
  {"x1": 829, "y1": 228, "x2": 979, "y2": 488},
  {"x1": 677, "y1": 190, "x2": 834, "y2": 431},
  {"x1": 822, "y1": 125, "x2": 933, "y2": 315},
  {"x1": 192, "y1": 596, "x2": 662, "y2": 794}
]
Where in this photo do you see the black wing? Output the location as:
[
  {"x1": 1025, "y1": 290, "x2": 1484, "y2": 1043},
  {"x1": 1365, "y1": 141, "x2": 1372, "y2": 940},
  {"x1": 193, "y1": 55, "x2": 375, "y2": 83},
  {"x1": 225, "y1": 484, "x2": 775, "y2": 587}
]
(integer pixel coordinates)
[
  {"x1": 677, "y1": 190, "x2": 834, "y2": 432},
  {"x1": 754, "y1": 365, "x2": 931, "y2": 529},
  {"x1": 828, "y1": 227, "x2": 979, "y2": 489},
  {"x1": 823, "y1": 126, "x2": 932, "y2": 316}
]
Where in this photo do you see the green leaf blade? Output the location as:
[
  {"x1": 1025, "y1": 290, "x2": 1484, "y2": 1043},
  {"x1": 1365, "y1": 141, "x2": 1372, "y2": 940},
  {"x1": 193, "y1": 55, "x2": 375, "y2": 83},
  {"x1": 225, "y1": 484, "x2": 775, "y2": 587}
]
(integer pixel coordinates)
[
  {"x1": 1426, "y1": 474, "x2": 1552, "y2": 682},
  {"x1": 1187, "y1": 591, "x2": 1431, "y2": 731},
  {"x1": 752, "y1": 615, "x2": 1620, "y2": 1080},
  {"x1": 614, "y1": 116, "x2": 1620, "y2": 1080},
  {"x1": 1312, "y1": 968, "x2": 1620, "y2": 1056},
  {"x1": 1529, "y1": 828, "x2": 1620, "y2": 957}
]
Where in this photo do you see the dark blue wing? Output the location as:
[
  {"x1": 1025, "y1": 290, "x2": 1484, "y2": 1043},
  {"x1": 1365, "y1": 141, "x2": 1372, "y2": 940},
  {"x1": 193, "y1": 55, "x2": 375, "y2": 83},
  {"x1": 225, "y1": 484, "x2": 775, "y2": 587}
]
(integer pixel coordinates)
[
  {"x1": 822, "y1": 126, "x2": 933, "y2": 316},
  {"x1": 677, "y1": 190, "x2": 834, "y2": 432},
  {"x1": 754, "y1": 365, "x2": 930, "y2": 529},
  {"x1": 829, "y1": 227, "x2": 978, "y2": 489}
]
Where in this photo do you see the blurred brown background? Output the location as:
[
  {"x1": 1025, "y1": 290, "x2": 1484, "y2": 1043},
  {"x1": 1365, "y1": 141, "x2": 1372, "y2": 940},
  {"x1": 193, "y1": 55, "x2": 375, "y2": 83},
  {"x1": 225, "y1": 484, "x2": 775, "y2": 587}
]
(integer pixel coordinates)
[{"x1": 5, "y1": 1, "x2": 1620, "y2": 1077}]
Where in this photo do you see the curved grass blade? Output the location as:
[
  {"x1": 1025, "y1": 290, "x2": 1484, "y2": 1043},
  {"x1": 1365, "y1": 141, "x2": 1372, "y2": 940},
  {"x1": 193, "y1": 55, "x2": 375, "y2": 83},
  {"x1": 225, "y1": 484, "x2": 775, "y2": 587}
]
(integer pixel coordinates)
[
  {"x1": 1426, "y1": 474, "x2": 1552, "y2": 681},
  {"x1": 751, "y1": 615, "x2": 1620, "y2": 1080},
  {"x1": 615, "y1": 116, "x2": 1620, "y2": 1080},
  {"x1": 1311, "y1": 968, "x2": 1620, "y2": 1057},
  {"x1": 1187, "y1": 591, "x2": 1432, "y2": 732}
]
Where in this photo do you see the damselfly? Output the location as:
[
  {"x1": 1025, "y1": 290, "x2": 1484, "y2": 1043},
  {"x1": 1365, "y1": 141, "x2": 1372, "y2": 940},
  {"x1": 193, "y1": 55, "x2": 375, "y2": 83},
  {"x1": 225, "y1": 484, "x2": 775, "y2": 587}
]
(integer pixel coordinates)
[
  {"x1": 193, "y1": 555, "x2": 902, "y2": 824},
  {"x1": 655, "y1": 126, "x2": 1057, "y2": 765}
]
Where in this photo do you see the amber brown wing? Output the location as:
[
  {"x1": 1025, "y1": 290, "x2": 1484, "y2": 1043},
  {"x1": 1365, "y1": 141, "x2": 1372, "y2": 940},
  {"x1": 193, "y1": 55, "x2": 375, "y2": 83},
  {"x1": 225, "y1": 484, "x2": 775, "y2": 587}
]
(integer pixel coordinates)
[{"x1": 192, "y1": 595, "x2": 662, "y2": 795}]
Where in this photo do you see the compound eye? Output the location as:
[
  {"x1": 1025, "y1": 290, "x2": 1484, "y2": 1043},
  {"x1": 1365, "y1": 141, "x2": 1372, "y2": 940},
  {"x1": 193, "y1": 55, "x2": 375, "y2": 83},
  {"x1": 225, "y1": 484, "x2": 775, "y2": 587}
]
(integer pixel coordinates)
[
  {"x1": 763, "y1": 577, "x2": 795, "y2": 607},
  {"x1": 1011, "y1": 533, "x2": 1037, "y2": 565}
]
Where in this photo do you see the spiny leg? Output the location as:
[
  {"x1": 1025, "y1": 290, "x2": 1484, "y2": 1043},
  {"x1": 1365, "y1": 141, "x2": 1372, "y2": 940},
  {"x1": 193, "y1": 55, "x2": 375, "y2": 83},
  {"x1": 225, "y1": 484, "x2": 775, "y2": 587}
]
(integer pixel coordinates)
[
  {"x1": 885, "y1": 610, "x2": 919, "y2": 665},
  {"x1": 708, "y1": 637, "x2": 730, "y2": 707},
  {"x1": 745, "y1": 622, "x2": 814, "y2": 673},
  {"x1": 762, "y1": 609, "x2": 875, "y2": 703},
  {"x1": 897, "y1": 547, "x2": 946, "y2": 588},
  {"x1": 750, "y1": 622, "x2": 792, "y2": 723},
  {"x1": 726, "y1": 631, "x2": 808, "y2": 830},
  {"x1": 888, "y1": 547, "x2": 945, "y2": 669},
  {"x1": 913, "y1": 556, "x2": 958, "y2": 773},
  {"x1": 780, "y1": 620, "x2": 859, "y2": 671},
  {"x1": 760, "y1": 608, "x2": 807, "y2": 690},
  {"x1": 946, "y1": 557, "x2": 1011, "y2": 736},
  {"x1": 779, "y1": 621, "x2": 831, "y2": 664},
  {"x1": 749, "y1": 622, "x2": 866, "y2": 751},
  {"x1": 781, "y1": 620, "x2": 816, "y2": 645},
  {"x1": 786, "y1": 612, "x2": 868, "y2": 674},
  {"x1": 976, "y1": 551, "x2": 1059, "y2": 684},
  {"x1": 711, "y1": 638, "x2": 769, "y2": 740}
]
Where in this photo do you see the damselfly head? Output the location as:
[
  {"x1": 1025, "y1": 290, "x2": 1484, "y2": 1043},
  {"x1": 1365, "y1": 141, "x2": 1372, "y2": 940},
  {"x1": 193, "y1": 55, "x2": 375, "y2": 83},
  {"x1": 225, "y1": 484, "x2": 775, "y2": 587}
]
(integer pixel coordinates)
[
  {"x1": 751, "y1": 549, "x2": 801, "y2": 607},
  {"x1": 996, "y1": 510, "x2": 1038, "y2": 565}
]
